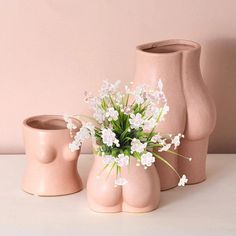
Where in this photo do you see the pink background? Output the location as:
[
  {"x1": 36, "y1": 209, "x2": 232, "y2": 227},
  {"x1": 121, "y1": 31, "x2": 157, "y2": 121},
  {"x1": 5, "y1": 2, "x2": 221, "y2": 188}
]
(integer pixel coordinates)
[{"x1": 0, "y1": 0, "x2": 235, "y2": 154}]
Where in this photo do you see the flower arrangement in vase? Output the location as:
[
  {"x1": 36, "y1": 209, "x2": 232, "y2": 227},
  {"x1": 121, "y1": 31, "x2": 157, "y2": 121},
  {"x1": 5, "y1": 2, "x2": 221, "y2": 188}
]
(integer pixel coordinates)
[{"x1": 64, "y1": 80, "x2": 191, "y2": 212}]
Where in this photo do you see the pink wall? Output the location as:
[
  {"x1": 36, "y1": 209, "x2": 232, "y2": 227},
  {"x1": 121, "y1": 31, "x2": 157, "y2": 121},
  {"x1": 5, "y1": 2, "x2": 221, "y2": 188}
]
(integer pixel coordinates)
[{"x1": 0, "y1": 0, "x2": 235, "y2": 154}]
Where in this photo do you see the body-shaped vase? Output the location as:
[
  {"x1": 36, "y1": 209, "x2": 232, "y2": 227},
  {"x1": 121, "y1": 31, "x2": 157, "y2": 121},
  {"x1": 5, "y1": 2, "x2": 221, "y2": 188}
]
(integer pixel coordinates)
[
  {"x1": 134, "y1": 39, "x2": 216, "y2": 190},
  {"x1": 22, "y1": 115, "x2": 83, "y2": 196},
  {"x1": 87, "y1": 154, "x2": 160, "y2": 213}
]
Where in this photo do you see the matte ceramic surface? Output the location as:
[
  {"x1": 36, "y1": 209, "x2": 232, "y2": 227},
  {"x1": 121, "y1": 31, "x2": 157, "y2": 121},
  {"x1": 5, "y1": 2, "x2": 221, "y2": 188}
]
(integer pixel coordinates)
[
  {"x1": 87, "y1": 152, "x2": 160, "y2": 213},
  {"x1": 134, "y1": 39, "x2": 216, "y2": 189},
  {"x1": 22, "y1": 115, "x2": 83, "y2": 196}
]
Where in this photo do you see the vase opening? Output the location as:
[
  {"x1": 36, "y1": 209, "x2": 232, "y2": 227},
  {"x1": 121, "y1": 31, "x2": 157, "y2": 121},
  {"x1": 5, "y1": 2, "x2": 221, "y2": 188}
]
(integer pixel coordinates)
[
  {"x1": 24, "y1": 115, "x2": 80, "y2": 131},
  {"x1": 137, "y1": 40, "x2": 200, "y2": 54}
]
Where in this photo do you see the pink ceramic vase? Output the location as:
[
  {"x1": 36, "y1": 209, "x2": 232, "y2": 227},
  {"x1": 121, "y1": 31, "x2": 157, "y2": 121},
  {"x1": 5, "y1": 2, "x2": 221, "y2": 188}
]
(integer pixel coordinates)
[
  {"x1": 87, "y1": 148, "x2": 160, "y2": 213},
  {"x1": 22, "y1": 115, "x2": 83, "y2": 196},
  {"x1": 134, "y1": 39, "x2": 216, "y2": 190}
]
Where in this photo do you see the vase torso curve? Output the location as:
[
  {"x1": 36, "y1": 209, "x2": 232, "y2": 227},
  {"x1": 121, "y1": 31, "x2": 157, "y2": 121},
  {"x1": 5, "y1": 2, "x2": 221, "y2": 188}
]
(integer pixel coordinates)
[
  {"x1": 87, "y1": 154, "x2": 160, "y2": 213},
  {"x1": 22, "y1": 115, "x2": 83, "y2": 196},
  {"x1": 133, "y1": 39, "x2": 216, "y2": 187}
]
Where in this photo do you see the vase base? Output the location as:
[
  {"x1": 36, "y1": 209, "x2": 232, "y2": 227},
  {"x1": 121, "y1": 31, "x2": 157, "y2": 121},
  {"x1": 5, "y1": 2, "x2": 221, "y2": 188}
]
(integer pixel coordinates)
[
  {"x1": 186, "y1": 176, "x2": 206, "y2": 185},
  {"x1": 161, "y1": 184, "x2": 178, "y2": 191},
  {"x1": 122, "y1": 202, "x2": 159, "y2": 213},
  {"x1": 88, "y1": 200, "x2": 159, "y2": 213},
  {"x1": 88, "y1": 200, "x2": 122, "y2": 213},
  {"x1": 22, "y1": 186, "x2": 83, "y2": 197}
]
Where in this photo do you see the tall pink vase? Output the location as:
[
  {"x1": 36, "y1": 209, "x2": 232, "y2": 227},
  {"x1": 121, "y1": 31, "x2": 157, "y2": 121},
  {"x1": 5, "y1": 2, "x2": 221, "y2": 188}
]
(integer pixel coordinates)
[
  {"x1": 87, "y1": 147, "x2": 160, "y2": 213},
  {"x1": 134, "y1": 39, "x2": 216, "y2": 190},
  {"x1": 22, "y1": 115, "x2": 83, "y2": 196}
]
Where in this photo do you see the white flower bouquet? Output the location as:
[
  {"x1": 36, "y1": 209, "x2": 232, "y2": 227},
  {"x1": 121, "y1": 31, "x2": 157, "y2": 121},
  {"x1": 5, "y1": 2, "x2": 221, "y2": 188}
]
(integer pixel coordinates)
[{"x1": 64, "y1": 80, "x2": 191, "y2": 186}]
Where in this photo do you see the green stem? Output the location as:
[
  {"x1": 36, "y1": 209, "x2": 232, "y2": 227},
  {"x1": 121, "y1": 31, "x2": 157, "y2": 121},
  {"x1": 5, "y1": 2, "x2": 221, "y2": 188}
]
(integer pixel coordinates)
[
  {"x1": 106, "y1": 161, "x2": 117, "y2": 180},
  {"x1": 97, "y1": 163, "x2": 109, "y2": 177},
  {"x1": 125, "y1": 94, "x2": 130, "y2": 107},
  {"x1": 153, "y1": 152, "x2": 180, "y2": 179},
  {"x1": 166, "y1": 149, "x2": 191, "y2": 161}
]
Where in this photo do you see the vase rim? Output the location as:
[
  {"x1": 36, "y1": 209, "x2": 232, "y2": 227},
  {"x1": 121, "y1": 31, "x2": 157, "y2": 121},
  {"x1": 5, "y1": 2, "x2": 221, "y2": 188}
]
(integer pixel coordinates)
[
  {"x1": 23, "y1": 115, "x2": 82, "y2": 132},
  {"x1": 136, "y1": 39, "x2": 201, "y2": 55}
]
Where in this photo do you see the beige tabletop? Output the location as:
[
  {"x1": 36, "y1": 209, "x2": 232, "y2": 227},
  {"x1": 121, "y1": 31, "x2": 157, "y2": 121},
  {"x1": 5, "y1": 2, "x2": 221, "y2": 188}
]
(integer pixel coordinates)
[{"x1": 0, "y1": 154, "x2": 235, "y2": 236}]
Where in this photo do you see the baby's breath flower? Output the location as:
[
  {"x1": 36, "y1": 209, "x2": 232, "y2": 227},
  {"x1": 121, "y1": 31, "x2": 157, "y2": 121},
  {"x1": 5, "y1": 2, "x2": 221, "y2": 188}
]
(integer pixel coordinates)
[
  {"x1": 171, "y1": 133, "x2": 182, "y2": 149},
  {"x1": 115, "y1": 177, "x2": 128, "y2": 186},
  {"x1": 74, "y1": 126, "x2": 90, "y2": 142},
  {"x1": 143, "y1": 118, "x2": 156, "y2": 131},
  {"x1": 158, "y1": 143, "x2": 171, "y2": 152},
  {"x1": 178, "y1": 175, "x2": 188, "y2": 186},
  {"x1": 63, "y1": 114, "x2": 70, "y2": 122},
  {"x1": 84, "y1": 122, "x2": 95, "y2": 136},
  {"x1": 93, "y1": 109, "x2": 105, "y2": 124},
  {"x1": 99, "y1": 80, "x2": 121, "y2": 98},
  {"x1": 129, "y1": 113, "x2": 144, "y2": 129},
  {"x1": 124, "y1": 106, "x2": 131, "y2": 115},
  {"x1": 103, "y1": 155, "x2": 114, "y2": 165},
  {"x1": 105, "y1": 107, "x2": 119, "y2": 121},
  {"x1": 114, "y1": 139, "x2": 120, "y2": 147},
  {"x1": 101, "y1": 128, "x2": 118, "y2": 147},
  {"x1": 134, "y1": 95, "x2": 144, "y2": 105},
  {"x1": 69, "y1": 140, "x2": 81, "y2": 152},
  {"x1": 131, "y1": 138, "x2": 147, "y2": 153},
  {"x1": 66, "y1": 121, "x2": 76, "y2": 131},
  {"x1": 141, "y1": 152, "x2": 155, "y2": 167},
  {"x1": 116, "y1": 154, "x2": 129, "y2": 167},
  {"x1": 151, "y1": 133, "x2": 162, "y2": 143},
  {"x1": 64, "y1": 115, "x2": 77, "y2": 131}
]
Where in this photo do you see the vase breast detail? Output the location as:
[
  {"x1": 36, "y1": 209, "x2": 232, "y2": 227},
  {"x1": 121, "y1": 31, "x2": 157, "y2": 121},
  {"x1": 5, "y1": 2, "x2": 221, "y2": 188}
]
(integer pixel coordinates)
[
  {"x1": 134, "y1": 39, "x2": 216, "y2": 189},
  {"x1": 22, "y1": 115, "x2": 83, "y2": 196},
  {"x1": 87, "y1": 153, "x2": 160, "y2": 213}
]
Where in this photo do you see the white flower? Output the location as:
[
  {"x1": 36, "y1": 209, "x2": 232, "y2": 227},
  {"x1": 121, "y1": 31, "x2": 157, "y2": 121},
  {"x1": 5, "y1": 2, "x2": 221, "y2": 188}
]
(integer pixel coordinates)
[
  {"x1": 103, "y1": 155, "x2": 114, "y2": 165},
  {"x1": 84, "y1": 122, "x2": 95, "y2": 136},
  {"x1": 105, "y1": 107, "x2": 119, "y2": 121},
  {"x1": 66, "y1": 121, "x2": 77, "y2": 130},
  {"x1": 143, "y1": 118, "x2": 156, "y2": 131},
  {"x1": 86, "y1": 96, "x2": 101, "y2": 110},
  {"x1": 64, "y1": 115, "x2": 77, "y2": 131},
  {"x1": 99, "y1": 80, "x2": 121, "y2": 98},
  {"x1": 124, "y1": 106, "x2": 131, "y2": 115},
  {"x1": 144, "y1": 106, "x2": 160, "y2": 120},
  {"x1": 93, "y1": 109, "x2": 105, "y2": 123},
  {"x1": 101, "y1": 128, "x2": 118, "y2": 147},
  {"x1": 115, "y1": 177, "x2": 128, "y2": 186},
  {"x1": 74, "y1": 126, "x2": 90, "y2": 142},
  {"x1": 69, "y1": 140, "x2": 81, "y2": 152},
  {"x1": 129, "y1": 113, "x2": 144, "y2": 129},
  {"x1": 171, "y1": 133, "x2": 182, "y2": 149},
  {"x1": 114, "y1": 92, "x2": 123, "y2": 104},
  {"x1": 114, "y1": 139, "x2": 120, "y2": 147},
  {"x1": 158, "y1": 143, "x2": 171, "y2": 152},
  {"x1": 63, "y1": 114, "x2": 70, "y2": 122},
  {"x1": 131, "y1": 138, "x2": 147, "y2": 153},
  {"x1": 116, "y1": 154, "x2": 129, "y2": 167},
  {"x1": 134, "y1": 95, "x2": 144, "y2": 105},
  {"x1": 141, "y1": 152, "x2": 155, "y2": 167},
  {"x1": 159, "y1": 138, "x2": 166, "y2": 146},
  {"x1": 178, "y1": 175, "x2": 188, "y2": 186},
  {"x1": 151, "y1": 133, "x2": 162, "y2": 143}
]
